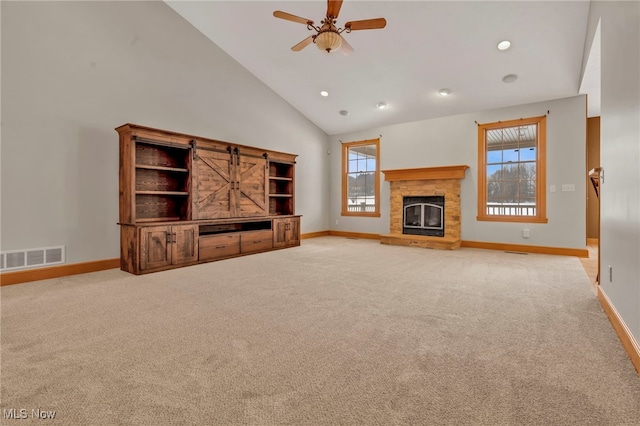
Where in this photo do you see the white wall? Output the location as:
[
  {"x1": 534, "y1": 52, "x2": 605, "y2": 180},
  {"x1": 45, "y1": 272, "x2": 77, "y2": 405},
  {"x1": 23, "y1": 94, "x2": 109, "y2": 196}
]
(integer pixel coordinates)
[
  {"x1": 585, "y1": 2, "x2": 640, "y2": 343},
  {"x1": 329, "y1": 96, "x2": 587, "y2": 249},
  {"x1": 1, "y1": 1, "x2": 330, "y2": 264}
]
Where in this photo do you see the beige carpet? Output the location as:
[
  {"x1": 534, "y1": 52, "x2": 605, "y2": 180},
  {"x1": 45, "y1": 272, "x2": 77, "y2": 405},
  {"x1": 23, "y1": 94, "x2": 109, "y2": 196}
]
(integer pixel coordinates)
[{"x1": 1, "y1": 236, "x2": 639, "y2": 425}]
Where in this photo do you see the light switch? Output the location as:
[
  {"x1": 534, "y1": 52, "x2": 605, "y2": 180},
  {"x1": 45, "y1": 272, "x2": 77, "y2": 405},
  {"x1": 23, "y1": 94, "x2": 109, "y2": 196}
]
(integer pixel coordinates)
[
  {"x1": 550, "y1": 184, "x2": 556, "y2": 193},
  {"x1": 562, "y1": 184, "x2": 575, "y2": 192}
]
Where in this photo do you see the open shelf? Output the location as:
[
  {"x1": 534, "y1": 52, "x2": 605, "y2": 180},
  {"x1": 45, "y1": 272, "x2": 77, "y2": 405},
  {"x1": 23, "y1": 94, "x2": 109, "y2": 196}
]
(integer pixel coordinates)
[
  {"x1": 269, "y1": 162, "x2": 294, "y2": 179},
  {"x1": 136, "y1": 164, "x2": 188, "y2": 173},
  {"x1": 136, "y1": 142, "x2": 189, "y2": 169},
  {"x1": 136, "y1": 191, "x2": 189, "y2": 196},
  {"x1": 269, "y1": 197, "x2": 293, "y2": 216},
  {"x1": 200, "y1": 220, "x2": 272, "y2": 236},
  {"x1": 268, "y1": 161, "x2": 294, "y2": 215},
  {"x1": 136, "y1": 165, "x2": 189, "y2": 192},
  {"x1": 135, "y1": 190, "x2": 189, "y2": 221},
  {"x1": 269, "y1": 179, "x2": 293, "y2": 196}
]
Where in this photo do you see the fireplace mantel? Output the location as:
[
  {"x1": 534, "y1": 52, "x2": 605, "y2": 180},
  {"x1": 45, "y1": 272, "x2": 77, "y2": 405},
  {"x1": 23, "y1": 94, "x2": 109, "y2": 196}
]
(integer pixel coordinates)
[{"x1": 382, "y1": 165, "x2": 469, "y2": 182}]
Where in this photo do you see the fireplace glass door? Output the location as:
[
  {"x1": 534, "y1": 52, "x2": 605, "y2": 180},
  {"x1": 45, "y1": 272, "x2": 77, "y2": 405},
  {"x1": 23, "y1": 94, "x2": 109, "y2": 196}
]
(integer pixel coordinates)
[{"x1": 403, "y1": 196, "x2": 445, "y2": 237}]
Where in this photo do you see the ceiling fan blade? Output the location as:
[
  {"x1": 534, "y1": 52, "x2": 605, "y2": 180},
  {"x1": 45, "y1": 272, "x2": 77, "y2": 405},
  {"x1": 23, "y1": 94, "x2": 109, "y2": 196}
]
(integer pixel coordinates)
[
  {"x1": 326, "y1": 0, "x2": 344, "y2": 19},
  {"x1": 340, "y1": 35, "x2": 354, "y2": 55},
  {"x1": 345, "y1": 18, "x2": 387, "y2": 31},
  {"x1": 291, "y1": 35, "x2": 314, "y2": 51},
  {"x1": 273, "y1": 11, "x2": 313, "y2": 26}
]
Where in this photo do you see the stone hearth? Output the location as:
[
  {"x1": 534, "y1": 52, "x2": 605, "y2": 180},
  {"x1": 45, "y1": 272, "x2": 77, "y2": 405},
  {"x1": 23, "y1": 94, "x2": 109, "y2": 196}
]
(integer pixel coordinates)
[{"x1": 380, "y1": 165, "x2": 469, "y2": 250}]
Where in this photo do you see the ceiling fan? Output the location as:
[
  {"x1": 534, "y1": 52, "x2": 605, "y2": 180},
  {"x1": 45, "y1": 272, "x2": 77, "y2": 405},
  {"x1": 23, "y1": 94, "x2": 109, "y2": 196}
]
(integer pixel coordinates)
[{"x1": 273, "y1": 0, "x2": 387, "y2": 54}]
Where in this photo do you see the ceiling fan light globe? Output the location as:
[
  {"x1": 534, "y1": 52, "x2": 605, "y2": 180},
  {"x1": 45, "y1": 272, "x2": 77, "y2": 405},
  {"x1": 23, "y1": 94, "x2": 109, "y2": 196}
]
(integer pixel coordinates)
[{"x1": 315, "y1": 31, "x2": 342, "y2": 53}]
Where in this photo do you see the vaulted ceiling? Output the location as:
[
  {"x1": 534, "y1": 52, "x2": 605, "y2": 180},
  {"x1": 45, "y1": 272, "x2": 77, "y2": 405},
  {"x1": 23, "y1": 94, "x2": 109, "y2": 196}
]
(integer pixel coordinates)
[{"x1": 165, "y1": 1, "x2": 595, "y2": 135}]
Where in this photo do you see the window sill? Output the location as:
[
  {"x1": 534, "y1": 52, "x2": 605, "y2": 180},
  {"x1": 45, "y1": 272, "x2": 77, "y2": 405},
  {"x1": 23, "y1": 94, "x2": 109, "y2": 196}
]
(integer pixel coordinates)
[
  {"x1": 341, "y1": 211, "x2": 381, "y2": 218},
  {"x1": 476, "y1": 215, "x2": 548, "y2": 224}
]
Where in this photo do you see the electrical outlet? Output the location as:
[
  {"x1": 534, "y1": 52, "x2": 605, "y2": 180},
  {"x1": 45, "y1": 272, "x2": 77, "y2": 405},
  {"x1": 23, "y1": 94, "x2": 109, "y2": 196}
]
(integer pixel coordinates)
[
  {"x1": 522, "y1": 229, "x2": 530, "y2": 238},
  {"x1": 550, "y1": 184, "x2": 556, "y2": 193},
  {"x1": 335, "y1": 219, "x2": 339, "y2": 225}
]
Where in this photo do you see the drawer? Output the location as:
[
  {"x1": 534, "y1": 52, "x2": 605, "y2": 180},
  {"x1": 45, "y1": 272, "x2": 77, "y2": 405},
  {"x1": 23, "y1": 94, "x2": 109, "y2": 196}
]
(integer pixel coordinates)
[
  {"x1": 241, "y1": 230, "x2": 273, "y2": 253},
  {"x1": 199, "y1": 234, "x2": 240, "y2": 260}
]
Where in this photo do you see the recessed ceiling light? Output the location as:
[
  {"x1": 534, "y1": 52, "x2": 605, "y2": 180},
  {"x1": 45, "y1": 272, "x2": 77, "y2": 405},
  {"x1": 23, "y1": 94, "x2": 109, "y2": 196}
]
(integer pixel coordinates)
[
  {"x1": 438, "y1": 88, "x2": 451, "y2": 96},
  {"x1": 320, "y1": 91, "x2": 329, "y2": 97},
  {"x1": 376, "y1": 102, "x2": 387, "y2": 110},
  {"x1": 502, "y1": 74, "x2": 518, "y2": 83},
  {"x1": 497, "y1": 40, "x2": 511, "y2": 51},
  {"x1": 339, "y1": 110, "x2": 349, "y2": 116}
]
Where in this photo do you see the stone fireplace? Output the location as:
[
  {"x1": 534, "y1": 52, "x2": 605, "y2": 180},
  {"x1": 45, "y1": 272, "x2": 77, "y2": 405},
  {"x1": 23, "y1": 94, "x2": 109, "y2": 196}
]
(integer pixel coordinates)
[{"x1": 380, "y1": 165, "x2": 469, "y2": 250}]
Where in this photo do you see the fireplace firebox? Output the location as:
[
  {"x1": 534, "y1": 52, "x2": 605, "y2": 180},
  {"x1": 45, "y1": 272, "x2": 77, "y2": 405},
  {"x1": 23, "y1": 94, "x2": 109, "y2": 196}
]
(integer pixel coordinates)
[{"x1": 403, "y1": 196, "x2": 445, "y2": 237}]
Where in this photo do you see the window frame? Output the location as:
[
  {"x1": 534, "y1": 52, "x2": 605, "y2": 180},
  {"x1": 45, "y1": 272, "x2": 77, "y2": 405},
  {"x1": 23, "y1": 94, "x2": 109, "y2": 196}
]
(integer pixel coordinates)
[
  {"x1": 477, "y1": 115, "x2": 548, "y2": 223},
  {"x1": 341, "y1": 138, "x2": 381, "y2": 217}
]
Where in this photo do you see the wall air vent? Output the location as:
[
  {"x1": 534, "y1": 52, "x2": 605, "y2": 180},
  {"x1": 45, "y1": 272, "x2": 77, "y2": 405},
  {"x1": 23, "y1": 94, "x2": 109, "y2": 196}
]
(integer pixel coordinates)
[{"x1": 0, "y1": 246, "x2": 65, "y2": 271}]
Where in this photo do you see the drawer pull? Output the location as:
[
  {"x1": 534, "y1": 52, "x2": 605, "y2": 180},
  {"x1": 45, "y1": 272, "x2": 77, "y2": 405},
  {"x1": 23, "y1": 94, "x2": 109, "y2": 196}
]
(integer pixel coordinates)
[{"x1": 215, "y1": 245, "x2": 227, "y2": 249}]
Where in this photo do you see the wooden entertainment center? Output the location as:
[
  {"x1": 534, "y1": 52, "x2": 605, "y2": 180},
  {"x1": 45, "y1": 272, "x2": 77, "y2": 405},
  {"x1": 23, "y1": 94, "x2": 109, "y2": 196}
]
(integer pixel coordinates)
[{"x1": 117, "y1": 124, "x2": 300, "y2": 275}]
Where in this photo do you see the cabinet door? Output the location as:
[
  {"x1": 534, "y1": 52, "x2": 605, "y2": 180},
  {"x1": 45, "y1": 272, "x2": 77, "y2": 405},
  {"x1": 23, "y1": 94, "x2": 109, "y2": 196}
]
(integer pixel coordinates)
[
  {"x1": 140, "y1": 226, "x2": 172, "y2": 270},
  {"x1": 193, "y1": 150, "x2": 234, "y2": 219},
  {"x1": 273, "y1": 217, "x2": 300, "y2": 248},
  {"x1": 273, "y1": 219, "x2": 287, "y2": 248},
  {"x1": 237, "y1": 154, "x2": 268, "y2": 217},
  {"x1": 172, "y1": 224, "x2": 199, "y2": 265},
  {"x1": 287, "y1": 217, "x2": 300, "y2": 246}
]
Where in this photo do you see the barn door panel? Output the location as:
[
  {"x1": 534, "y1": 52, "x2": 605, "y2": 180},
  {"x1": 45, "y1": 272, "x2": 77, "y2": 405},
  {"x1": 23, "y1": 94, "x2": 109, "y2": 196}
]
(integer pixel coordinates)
[
  {"x1": 237, "y1": 154, "x2": 268, "y2": 217},
  {"x1": 193, "y1": 149, "x2": 234, "y2": 219}
]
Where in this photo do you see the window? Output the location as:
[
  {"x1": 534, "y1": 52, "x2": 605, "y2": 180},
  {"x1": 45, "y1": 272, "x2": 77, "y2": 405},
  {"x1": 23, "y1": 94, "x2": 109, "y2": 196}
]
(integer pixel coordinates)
[
  {"x1": 477, "y1": 116, "x2": 547, "y2": 223},
  {"x1": 342, "y1": 138, "x2": 380, "y2": 217}
]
